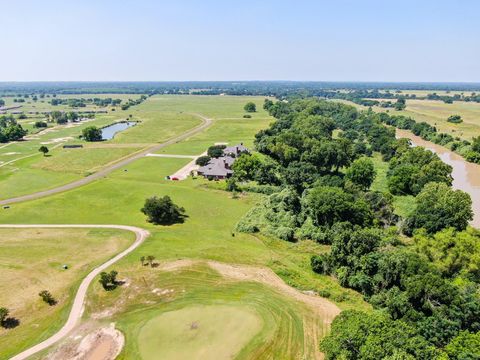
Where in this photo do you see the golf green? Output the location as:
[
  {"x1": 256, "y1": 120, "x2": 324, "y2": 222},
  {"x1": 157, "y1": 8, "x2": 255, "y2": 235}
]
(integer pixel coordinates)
[{"x1": 137, "y1": 305, "x2": 262, "y2": 360}]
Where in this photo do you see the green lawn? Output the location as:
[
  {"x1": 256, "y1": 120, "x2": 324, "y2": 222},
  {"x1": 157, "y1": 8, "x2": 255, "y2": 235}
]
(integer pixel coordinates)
[
  {"x1": 0, "y1": 227, "x2": 134, "y2": 359},
  {"x1": 136, "y1": 304, "x2": 262, "y2": 360},
  {"x1": 0, "y1": 95, "x2": 270, "y2": 199}
]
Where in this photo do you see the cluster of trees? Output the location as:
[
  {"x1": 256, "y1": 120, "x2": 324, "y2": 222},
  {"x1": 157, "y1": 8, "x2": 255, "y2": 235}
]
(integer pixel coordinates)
[
  {"x1": 47, "y1": 110, "x2": 84, "y2": 124},
  {"x1": 387, "y1": 146, "x2": 453, "y2": 195},
  {"x1": 427, "y1": 92, "x2": 480, "y2": 104},
  {"x1": 231, "y1": 97, "x2": 478, "y2": 357},
  {"x1": 51, "y1": 97, "x2": 122, "y2": 107},
  {"x1": 99, "y1": 270, "x2": 119, "y2": 290},
  {"x1": 0, "y1": 115, "x2": 27, "y2": 143},
  {"x1": 378, "y1": 113, "x2": 480, "y2": 164},
  {"x1": 317, "y1": 226, "x2": 480, "y2": 358},
  {"x1": 121, "y1": 95, "x2": 147, "y2": 110},
  {"x1": 235, "y1": 99, "x2": 402, "y2": 241},
  {"x1": 141, "y1": 195, "x2": 186, "y2": 225},
  {"x1": 34, "y1": 121, "x2": 48, "y2": 128},
  {"x1": 38, "y1": 290, "x2": 56, "y2": 306}
]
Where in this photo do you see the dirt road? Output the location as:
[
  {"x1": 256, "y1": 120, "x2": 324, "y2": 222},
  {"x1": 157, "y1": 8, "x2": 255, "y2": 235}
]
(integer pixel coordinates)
[
  {"x1": 0, "y1": 224, "x2": 150, "y2": 360},
  {"x1": 0, "y1": 113, "x2": 212, "y2": 206}
]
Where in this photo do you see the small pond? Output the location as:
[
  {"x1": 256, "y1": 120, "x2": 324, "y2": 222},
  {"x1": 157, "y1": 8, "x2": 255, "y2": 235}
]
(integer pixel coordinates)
[{"x1": 101, "y1": 121, "x2": 137, "y2": 140}]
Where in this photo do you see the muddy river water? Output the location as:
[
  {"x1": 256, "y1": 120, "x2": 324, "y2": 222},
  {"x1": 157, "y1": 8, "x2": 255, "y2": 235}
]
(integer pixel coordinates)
[{"x1": 396, "y1": 129, "x2": 480, "y2": 228}]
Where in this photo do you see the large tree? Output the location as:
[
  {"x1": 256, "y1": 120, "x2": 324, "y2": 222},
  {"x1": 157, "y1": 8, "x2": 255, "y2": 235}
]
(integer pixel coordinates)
[
  {"x1": 82, "y1": 126, "x2": 102, "y2": 142},
  {"x1": 244, "y1": 102, "x2": 256, "y2": 112},
  {"x1": 38, "y1": 146, "x2": 49, "y2": 156},
  {"x1": 0, "y1": 307, "x2": 8, "y2": 326},
  {"x1": 302, "y1": 186, "x2": 373, "y2": 227},
  {"x1": 141, "y1": 195, "x2": 186, "y2": 225},
  {"x1": 406, "y1": 182, "x2": 473, "y2": 234},
  {"x1": 346, "y1": 157, "x2": 376, "y2": 190}
]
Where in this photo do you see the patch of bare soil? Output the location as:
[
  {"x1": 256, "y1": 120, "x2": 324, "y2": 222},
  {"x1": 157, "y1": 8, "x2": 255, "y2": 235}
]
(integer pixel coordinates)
[{"x1": 47, "y1": 323, "x2": 124, "y2": 360}]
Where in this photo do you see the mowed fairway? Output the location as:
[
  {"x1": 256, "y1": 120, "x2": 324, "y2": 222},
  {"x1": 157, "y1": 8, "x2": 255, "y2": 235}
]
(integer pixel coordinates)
[
  {"x1": 0, "y1": 227, "x2": 134, "y2": 359},
  {"x1": 137, "y1": 305, "x2": 262, "y2": 360}
]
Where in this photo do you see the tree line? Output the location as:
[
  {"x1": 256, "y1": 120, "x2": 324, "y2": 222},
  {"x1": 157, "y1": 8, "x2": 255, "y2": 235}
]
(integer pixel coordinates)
[
  {"x1": 379, "y1": 113, "x2": 480, "y2": 164},
  {"x1": 231, "y1": 98, "x2": 478, "y2": 359}
]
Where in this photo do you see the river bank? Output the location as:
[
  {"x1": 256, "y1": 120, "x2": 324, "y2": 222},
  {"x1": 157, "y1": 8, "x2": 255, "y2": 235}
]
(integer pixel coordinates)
[{"x1": 396, "y1": 129, "x2": 480, "y2": 228}]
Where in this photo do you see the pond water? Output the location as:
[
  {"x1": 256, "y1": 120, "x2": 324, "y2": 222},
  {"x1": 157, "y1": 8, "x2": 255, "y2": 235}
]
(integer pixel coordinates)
[
  {"x1": 396, "y1": 129, "x2": 480, "y2": 228},
  {"x1": 101, "y1": 121, "x2": 136, "y2": 140}
]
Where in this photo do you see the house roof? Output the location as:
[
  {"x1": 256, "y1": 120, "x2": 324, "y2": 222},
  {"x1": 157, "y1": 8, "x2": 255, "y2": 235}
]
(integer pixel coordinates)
[
  {"x1": 223, "y1": 143, "x2": 248, "y2": 156},
  {"x1": 198, "y1": 158, "x2": 234, "y2": 177}
]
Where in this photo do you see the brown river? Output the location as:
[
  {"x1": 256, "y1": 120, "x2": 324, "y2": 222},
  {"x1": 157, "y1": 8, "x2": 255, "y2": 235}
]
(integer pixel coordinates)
[{"x1": 396, "y1": 129, "x2": 480, "y2": 228}]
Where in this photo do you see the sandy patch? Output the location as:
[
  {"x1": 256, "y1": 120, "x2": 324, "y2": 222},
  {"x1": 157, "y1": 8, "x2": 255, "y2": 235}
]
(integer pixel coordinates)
[
  {"x1": 1, "y1": 152, "x2": 20, "y2": 156},
  {"x1": 40, "y1": 136, "x2": 74, "y2": 145},
  {"x1": 76, "y1": 324, "x2": 124, "y2": 360},
  {"x1": 47, "y1": 323, "x2": 124, "y2": 360},
  {"x1": 152, "y1": 288, "x2": 174, "y2": 296}
]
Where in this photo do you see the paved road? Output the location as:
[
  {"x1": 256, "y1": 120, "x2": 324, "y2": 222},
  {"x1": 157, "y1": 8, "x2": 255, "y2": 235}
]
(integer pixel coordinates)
[
  {"x1": 1, "y1": 224, "x2": 150, "y2": 360},
  {"x1": 0, "y1": 113, "x2": 212, "y2": 206}
]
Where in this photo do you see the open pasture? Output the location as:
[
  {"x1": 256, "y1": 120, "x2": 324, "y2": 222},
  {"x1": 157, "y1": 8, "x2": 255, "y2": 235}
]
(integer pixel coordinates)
[{"x1": 396, "y1": 99, "x2": 480, "y2": 140}]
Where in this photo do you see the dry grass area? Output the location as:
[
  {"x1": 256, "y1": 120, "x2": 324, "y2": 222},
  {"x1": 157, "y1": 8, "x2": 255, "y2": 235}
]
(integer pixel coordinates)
[{"x1": 0, "y1": 227, "x2": 134, "y2": 359}]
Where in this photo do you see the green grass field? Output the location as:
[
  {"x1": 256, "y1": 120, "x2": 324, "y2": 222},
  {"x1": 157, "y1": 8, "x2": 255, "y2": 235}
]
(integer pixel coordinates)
[
  {"x1": 0, "y1": 95, "x2": 269, "y2": 199},
  {"x1": 137, "y1": 305, "x2": 262, "y2": 360},
  {"x1": 0, "y1": 227, "x2": 134, "y2": 359},
  {"x1": 395, "y1": 99, "x2": 480, "y2": 140},
  {"x1": 1, "y1": 95, "x2": 370, "y2": 359}
]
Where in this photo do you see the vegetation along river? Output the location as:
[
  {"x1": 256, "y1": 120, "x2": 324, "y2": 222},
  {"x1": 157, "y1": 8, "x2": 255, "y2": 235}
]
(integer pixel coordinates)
[{"x1": 396, "y1": 129, "x2": 480, "y2": 228}]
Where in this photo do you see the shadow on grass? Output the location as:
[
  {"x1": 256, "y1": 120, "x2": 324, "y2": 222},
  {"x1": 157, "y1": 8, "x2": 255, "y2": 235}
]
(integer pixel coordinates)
[{"x1": 2, "y1": 317, "x2": 20, "y2": 329}]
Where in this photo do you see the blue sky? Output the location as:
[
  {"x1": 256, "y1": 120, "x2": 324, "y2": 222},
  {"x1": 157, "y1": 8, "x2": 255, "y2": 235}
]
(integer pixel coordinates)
[{"x1": 1, "y1": 0, "x2": 479, "y2": 82}]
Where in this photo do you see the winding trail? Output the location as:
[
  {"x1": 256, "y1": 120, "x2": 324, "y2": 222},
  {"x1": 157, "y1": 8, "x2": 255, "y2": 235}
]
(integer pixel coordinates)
[
  {"x1": 0, "y1": 224, "x2": 150, "y2": 360},
  {"x1": 0, "y1": 113, "x2": 212, "y2": 206}
]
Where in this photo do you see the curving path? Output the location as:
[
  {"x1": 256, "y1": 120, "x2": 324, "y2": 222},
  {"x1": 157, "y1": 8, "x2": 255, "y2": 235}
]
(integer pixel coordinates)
[
  {"x1": 0, "y1": 113, "x2": 212, "y2": 206},
  {"x1": 0, "y1": 224, "x2": 150, "y2": 360},
  {"x1": 2, "y1": 225, "x2": 341, "y2": 360}
]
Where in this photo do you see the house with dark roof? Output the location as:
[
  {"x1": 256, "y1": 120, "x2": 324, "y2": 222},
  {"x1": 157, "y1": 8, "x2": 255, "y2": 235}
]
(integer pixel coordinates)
[
  {"x1": 197, "y1": 143, "x2": 248, "y2": 180},
  {"x1": 223, "y1": 143, "x2": 248, "y2": 157}
]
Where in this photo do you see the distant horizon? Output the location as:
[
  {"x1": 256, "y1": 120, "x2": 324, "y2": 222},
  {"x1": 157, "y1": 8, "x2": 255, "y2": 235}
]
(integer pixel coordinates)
[{"x1": 2, "y1": 81, "x2": 480, "y2": 84}]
